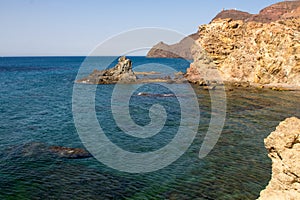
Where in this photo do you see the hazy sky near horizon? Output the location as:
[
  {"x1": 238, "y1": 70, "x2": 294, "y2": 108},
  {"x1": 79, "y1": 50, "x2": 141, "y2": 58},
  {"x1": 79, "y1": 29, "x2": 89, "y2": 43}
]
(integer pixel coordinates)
[{"x1": 0, "y1": 0, "x2": 281, "y2": 56}]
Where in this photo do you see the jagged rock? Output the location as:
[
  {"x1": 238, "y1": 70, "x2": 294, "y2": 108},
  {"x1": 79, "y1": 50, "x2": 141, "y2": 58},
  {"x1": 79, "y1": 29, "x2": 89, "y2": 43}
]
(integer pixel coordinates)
[
  {"x1": 77, "y1": 56, "x2": 137, "y2": 84},
  {"x1": 186, "y1": 15, "x2": 300, "y2": 86},
  {"x1": 258, "y1": 117, "x2": 300, "y2": 200}
]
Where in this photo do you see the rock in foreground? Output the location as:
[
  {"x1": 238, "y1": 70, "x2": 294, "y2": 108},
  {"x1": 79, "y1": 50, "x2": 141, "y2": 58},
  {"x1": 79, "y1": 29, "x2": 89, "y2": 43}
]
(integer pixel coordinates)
[
  {"x1": 258, "y1": 117, "x2": 300, "y2": 200},
  {"x1": 77, "y1": 56, "x2": 137, "y2": 84}
]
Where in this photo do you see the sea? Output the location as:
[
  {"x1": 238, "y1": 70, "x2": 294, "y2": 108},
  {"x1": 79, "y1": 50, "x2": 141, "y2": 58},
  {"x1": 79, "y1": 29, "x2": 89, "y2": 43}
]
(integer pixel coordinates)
[{"x1": 0, "y1": 56, "x2": 299, "y2": 199}]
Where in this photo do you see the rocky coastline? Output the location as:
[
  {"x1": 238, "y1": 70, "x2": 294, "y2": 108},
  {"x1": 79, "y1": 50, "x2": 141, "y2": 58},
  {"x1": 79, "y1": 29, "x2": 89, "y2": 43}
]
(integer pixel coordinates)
[
  {"x1": 148, "y1": 1, "x2": 300, "y2": 90},
  {"x1": 258, "y1": 117, "x2": 300, "y2": 200},
  {"x1": 185, "y1": 16, "x2": 300, "y2": 89}
]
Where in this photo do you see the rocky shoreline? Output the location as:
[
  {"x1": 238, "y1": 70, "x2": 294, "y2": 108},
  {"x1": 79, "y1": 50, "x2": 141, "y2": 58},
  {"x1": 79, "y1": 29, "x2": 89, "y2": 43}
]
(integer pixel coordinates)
[
  {"x1": 146, "y1": 1, "x2": 300, "y2": 90},
  {"x1": 258, "y1": 117, "x2": 300, "y2": 200}
]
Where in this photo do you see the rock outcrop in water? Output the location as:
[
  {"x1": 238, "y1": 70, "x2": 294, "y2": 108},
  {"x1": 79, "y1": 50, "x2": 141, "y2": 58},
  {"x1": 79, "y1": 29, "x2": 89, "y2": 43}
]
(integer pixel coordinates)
[
  {"x1": 147, "y1": 1, "x2": 300, "y2": 60},
  {"x1": 76, "y1": 56, "x2": 188, "y2": 84},
  {"x1": 258, "y1": 117, "x2": 300, "y2": 200},
  {"x1": 76, "y1": 56, "x2": 137, "y2": 84},
  {"x1": 185, "y1": 1, "x2": 300, "y2": 87}
]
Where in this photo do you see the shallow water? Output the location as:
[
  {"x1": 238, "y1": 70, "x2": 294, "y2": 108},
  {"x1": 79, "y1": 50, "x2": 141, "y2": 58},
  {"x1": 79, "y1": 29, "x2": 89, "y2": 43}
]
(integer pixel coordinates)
[{"x1": 0, "y1": 56, "x2": 299, "y2": 199}]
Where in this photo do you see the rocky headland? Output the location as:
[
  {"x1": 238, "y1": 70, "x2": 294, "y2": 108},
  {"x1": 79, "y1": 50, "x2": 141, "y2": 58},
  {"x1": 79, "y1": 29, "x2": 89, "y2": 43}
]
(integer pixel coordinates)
[
  {"x1": 186, "y1": 17, "x2": 300, "y2": 87},
  {"x1": 147, "y1": 0, "x2": 300, "y2": 84},
  {"x1": 184, "y1": 1, "x2": 300, "y2": 88},
  {"x1": 258, "y1": 117, "x2": 300, "y2": 200}
]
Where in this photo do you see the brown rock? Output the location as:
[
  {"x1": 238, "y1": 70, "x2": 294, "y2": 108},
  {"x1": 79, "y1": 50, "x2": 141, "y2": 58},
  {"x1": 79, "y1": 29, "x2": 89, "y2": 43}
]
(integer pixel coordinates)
[
  {"x1": 211, "y1": 9, "x2": 253, "y2": 22},
  {"x1": 212, "y1": 1, "x2": 300, "y2": 23},
  {"x1": 258, "y1": 117, "x2": 300, "y2": 200},
  {"x1": 186, "y1": 17, "x2": 300, "y2": 86},
  {"x1": 49, "y1": 146, "x2": 92, "y2": 159},
  {"x1": 76, "y1": 56, "x2": 137, "y2": 84}
]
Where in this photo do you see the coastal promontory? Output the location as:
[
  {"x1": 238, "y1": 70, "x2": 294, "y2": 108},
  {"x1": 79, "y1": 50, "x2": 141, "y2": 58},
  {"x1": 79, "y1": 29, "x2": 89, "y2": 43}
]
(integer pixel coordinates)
[{"x1": 185, "y1": 1, "x2": 300, "y2": 87}]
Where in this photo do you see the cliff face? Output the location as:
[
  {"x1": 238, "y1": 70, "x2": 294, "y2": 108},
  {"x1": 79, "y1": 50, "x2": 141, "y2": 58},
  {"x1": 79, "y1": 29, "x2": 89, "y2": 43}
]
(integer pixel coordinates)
[
  {"x1": 258, "y1": 117, "x2": 300, "y2": 200},
  {"x1": 148, "y1": 1, "x2": 300, "y2": 61},
  {"x1": 186, "y1": 17, "x2": 300, "y2": 85}
]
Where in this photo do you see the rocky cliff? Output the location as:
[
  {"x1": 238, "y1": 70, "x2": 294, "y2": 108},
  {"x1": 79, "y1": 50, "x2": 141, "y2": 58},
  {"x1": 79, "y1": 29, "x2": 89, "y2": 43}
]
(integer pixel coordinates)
[
  {"x1": 148, "y1": 1, "x2": 300, "y2": 61},
  {"x1": 185, "y1": 0, "x2": 300, "y2": 87},
  {"x1": 258, "y1": 117, "x2": 300, "y2": 200},
  {"x1": 186, "y1": 17, "x2": 300, "y2": 86}
]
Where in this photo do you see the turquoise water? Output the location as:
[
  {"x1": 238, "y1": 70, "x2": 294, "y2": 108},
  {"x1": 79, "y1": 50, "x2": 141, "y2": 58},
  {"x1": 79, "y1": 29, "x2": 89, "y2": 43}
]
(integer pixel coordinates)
[{"x1": 0, "y1": 56, "x2": 299, "y2": 199}]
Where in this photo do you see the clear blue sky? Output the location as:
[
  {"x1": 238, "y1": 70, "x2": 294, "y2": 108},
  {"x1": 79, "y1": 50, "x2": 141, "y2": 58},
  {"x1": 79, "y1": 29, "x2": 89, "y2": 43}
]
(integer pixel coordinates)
[{"x1": 0, "y1": 0, "x2": 281, "y2": 56}]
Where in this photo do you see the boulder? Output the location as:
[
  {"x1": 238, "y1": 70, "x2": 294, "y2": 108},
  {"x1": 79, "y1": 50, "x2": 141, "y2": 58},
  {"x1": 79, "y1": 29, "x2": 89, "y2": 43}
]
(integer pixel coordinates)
[{"x1": 258, "y1": 117, "x2": 300, "y2": 200}]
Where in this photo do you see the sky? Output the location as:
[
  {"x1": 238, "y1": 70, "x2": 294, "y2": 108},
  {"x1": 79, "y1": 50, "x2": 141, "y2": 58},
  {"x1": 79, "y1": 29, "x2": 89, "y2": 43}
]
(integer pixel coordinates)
[{"x1": 0, "y1": 0, "x2": 282, "y2": 56}]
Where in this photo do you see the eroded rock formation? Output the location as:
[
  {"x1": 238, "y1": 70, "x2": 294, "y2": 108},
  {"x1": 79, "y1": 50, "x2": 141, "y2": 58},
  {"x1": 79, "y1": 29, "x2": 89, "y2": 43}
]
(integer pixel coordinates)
[
  {"x1": 185, "y1": 2, "x2": 300, "y2": 87},
  {"x1": 258, "y1": 117, "x2": 300, "y2": 200},
  {"x1": 76, "y1": 56, "x2": 137, "y2": 84}
]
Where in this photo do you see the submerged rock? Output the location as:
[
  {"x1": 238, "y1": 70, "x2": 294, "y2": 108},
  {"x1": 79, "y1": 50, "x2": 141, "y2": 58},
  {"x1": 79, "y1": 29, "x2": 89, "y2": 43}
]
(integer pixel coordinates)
[
  {"x1": 77, "y1": 56, "x2": 137, "y2": 84},
  {"x1": 7, "y1": 142, "x2": 92, "y2": 159},
  {"x1": 258, "y1": 117, "x2": 300, "y2": 200},
  {"x1": 48, "y1": 145, "x2": 92, "y2": 159}
]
